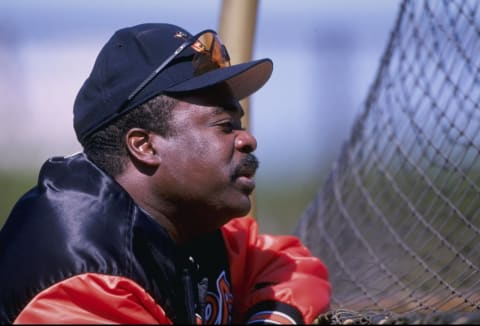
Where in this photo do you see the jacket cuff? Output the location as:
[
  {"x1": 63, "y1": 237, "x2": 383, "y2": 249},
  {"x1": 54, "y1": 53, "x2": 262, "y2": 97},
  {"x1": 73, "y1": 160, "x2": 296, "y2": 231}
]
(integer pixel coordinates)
[{"x1": 245, "y1": 301, "x2": 304, "y2": 324}]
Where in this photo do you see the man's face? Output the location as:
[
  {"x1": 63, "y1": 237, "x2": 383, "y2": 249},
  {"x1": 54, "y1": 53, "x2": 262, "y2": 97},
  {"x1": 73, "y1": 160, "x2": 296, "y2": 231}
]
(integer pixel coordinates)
[{"x1": 153, "y1": 89, "x2": 258, "y2": 230}]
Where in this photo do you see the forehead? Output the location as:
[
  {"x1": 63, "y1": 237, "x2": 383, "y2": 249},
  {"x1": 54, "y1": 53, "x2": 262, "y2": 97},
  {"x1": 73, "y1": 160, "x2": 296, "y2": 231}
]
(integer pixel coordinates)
[{"x1": 212, "y1": 104, "x2": 244, "y2": 116}]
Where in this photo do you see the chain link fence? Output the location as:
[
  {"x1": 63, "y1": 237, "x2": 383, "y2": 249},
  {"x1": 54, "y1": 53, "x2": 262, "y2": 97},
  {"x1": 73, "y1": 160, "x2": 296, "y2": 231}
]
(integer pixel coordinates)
[{"x1": 295, "y1": 0, "x2": 480, "y2": 318}]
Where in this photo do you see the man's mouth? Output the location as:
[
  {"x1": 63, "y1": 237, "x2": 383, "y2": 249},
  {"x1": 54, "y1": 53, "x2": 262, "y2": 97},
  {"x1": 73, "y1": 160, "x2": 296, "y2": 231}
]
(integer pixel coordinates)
[
  {"x1": 232, "y1": 154, "x2": 259, "y2": 193},
  {"x1": 233, "y1": 154, "x2": 259, "y2": 180}
]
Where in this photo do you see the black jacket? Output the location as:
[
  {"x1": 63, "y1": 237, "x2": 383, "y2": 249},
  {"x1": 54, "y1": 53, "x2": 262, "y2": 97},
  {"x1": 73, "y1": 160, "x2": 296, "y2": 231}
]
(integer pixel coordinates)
[{"x1": 0, "y1": 153, "x2": 230, "y2": 324}]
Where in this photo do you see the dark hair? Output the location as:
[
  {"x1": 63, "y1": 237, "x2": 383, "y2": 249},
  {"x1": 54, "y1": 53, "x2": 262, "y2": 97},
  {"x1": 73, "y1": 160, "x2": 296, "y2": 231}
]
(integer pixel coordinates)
[{"x1": 82, "y1": 94, "x2": 178, "y2": 176}]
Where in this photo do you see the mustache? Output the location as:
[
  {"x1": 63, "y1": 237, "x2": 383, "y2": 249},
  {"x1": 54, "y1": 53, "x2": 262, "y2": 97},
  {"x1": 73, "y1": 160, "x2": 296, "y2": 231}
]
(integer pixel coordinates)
[{"x1": 232, "y1": 154, "x2": 259, "y2": 179}]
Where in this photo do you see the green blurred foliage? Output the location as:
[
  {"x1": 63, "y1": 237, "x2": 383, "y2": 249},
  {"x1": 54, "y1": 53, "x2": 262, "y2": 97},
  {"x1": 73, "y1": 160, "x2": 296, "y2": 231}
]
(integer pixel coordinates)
[
  {"x1": 0, "y1": 170, "x2": 37, "y2": 228},
  {"x1": 255, "y1": 177, "x2": 324, "y2": 235}
]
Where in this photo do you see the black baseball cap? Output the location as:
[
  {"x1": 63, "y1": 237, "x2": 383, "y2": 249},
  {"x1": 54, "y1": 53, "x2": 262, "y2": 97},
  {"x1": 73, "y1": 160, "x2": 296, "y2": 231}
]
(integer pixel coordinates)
[{"x1": 73, "y1": 23, "x2": 273, "y2": 143}]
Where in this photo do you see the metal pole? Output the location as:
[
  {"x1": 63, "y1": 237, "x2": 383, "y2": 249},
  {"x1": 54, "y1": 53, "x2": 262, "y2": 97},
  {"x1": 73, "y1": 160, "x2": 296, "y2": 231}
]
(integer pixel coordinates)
[{"x1": 218, "y1": 0, "x2": 259, "y2": 217}]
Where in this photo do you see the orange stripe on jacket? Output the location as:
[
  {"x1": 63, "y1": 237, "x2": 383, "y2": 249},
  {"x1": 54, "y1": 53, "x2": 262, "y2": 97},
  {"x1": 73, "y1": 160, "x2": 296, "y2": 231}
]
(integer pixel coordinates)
[
  {"x1": 15, "y1": 273, "x2": 172, "y2": 324},
  {"x1": 247, "y1": 310, "x2": 296, "y2": 324}
]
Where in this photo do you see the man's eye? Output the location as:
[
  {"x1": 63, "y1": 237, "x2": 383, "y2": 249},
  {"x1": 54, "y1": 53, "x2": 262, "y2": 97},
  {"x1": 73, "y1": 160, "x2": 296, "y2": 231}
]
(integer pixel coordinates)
[
  {"x1": 221, "y1": 122, "x2": 234, "y2": 133},
  {"x1": 218, "y1": 120, "x2": 244, "y2": 133}
]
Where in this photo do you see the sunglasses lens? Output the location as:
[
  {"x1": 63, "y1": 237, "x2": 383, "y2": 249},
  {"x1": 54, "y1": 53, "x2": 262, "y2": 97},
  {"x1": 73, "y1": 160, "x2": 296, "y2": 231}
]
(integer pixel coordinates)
[
  {"x1": 126, "y1": 31, "x2": 232, "y2": 106},
  {"x1": 191, "y1": 31, "x2": 230, "y2": 75}
]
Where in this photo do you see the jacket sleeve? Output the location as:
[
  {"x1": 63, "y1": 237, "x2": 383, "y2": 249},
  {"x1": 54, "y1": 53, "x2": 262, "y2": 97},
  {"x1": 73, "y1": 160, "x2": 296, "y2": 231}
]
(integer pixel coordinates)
[
  {"x1": 221, "y1": 216, "x2": 331, "y2": 324},
  {"x1": 14, "y1": 273, "x2": 172, "y2": 324}
]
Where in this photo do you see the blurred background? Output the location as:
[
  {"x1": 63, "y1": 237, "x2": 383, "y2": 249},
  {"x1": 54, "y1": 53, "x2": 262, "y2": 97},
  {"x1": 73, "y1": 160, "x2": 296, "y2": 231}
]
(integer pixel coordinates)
[{"x1": 0, "y1": 0, "x2": 400, "y2": 234}]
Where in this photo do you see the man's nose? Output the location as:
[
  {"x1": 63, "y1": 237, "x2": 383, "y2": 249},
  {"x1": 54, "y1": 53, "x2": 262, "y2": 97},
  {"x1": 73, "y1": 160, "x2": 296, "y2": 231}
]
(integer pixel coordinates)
[{"x1": 235, "y1": 130, "x2": 257, "y2": 153}]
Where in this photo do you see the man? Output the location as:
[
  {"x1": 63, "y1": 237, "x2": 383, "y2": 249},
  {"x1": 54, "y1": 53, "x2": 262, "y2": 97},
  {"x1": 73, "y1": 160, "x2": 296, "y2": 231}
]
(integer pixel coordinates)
[{"x1": 0, "y1": 23, "x2": 330, "y2": 324}]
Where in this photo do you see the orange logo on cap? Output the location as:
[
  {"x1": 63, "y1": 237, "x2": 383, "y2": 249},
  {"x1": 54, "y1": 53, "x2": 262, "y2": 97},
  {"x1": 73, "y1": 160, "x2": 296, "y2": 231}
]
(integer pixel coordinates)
[{"x1": 174, "y1": 31, "x2": 188, "y2": 40}]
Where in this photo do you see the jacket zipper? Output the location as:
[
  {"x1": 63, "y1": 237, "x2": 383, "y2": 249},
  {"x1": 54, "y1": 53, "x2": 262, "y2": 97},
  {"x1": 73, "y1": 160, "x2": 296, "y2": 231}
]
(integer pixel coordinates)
[{"x1": 182, "y1": 265, "x2": 197, "y2": 324}]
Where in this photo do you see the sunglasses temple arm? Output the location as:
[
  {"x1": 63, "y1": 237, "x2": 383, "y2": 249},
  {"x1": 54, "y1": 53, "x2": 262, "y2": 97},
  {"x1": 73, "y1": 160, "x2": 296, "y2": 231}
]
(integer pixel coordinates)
[{"x1": 127, "y1": 41, "x2": 191, "y2": 102}]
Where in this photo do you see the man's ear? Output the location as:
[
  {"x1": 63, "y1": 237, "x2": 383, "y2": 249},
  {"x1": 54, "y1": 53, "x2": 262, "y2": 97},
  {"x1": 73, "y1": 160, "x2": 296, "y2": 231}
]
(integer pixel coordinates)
[{"x1": 125, "y1": 128, "x2": 161, "y2": 167}]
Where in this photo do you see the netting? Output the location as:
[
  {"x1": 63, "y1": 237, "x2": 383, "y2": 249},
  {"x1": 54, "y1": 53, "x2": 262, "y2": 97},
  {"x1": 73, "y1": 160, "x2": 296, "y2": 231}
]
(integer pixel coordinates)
[{"x1": 295, "y1": 0, "x2": 480, "y2": 316}]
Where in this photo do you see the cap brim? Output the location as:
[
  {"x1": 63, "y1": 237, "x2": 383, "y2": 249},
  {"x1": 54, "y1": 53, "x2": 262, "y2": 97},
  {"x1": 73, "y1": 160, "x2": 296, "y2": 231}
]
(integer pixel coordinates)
[{"x1": 164, "y1": 58, "x2": 273, "y2": 101}]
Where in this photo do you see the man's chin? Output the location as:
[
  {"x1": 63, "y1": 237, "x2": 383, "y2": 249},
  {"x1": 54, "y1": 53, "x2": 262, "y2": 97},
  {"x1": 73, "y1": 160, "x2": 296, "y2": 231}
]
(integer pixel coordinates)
[
  {"x1": 234, "y1": 176, "x2": 256, "y2": 195},
  {"x1": 220, "y1": 200, "x2": 252, "y2": 221}
]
